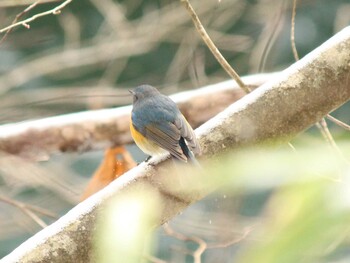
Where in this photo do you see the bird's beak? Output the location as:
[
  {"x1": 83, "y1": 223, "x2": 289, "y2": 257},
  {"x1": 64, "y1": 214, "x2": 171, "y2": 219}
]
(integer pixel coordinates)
[{"x1": 129, "y1": 89, "x2": 134, "y2": 95}]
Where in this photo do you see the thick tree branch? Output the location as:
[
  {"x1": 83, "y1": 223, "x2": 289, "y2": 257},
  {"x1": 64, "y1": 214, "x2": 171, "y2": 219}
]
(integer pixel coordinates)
[
  {"x1": 2, "y1": 26, "x2": 350, "y2": 263},
  {"x1": 0, "y1": 73, "x2": 274, "y2": 160}
]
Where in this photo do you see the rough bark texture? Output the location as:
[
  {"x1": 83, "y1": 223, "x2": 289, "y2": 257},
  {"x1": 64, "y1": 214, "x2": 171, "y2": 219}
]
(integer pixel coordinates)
[
  {"x1": 0, "y1": 73, "x2": 275, "y2": 160},
  {"x1": 1, "y1": 27, "x2": 350, "y2": 263}
]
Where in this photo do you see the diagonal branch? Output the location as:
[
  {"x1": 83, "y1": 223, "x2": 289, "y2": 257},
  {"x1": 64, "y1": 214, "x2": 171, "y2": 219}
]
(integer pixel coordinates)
[
  {"x1": 0, "y1": 1, "x2": 39, "y2": 45},
  {"x1": 0, "y1": 0, "x2": 73, "y2": 33},
  {"x1": 326, "y1": 115, "x2": 350, "y2": 131},
  {"x1": 180, "y1": 0, "x2": 249, "y2": 92},
  {"x1": 0, "y1": 195, "x2": 48, "y2": 228}
]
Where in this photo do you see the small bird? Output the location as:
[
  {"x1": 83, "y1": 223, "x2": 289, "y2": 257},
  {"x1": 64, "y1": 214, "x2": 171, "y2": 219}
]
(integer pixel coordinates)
[{"x1": 129, "y1": 85, "x2": 201, "y2": 164}]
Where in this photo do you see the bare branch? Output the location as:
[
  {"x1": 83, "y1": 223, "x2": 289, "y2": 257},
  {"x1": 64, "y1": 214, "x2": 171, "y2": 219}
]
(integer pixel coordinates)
[
  {"x1": 207, "y1": 225, "x2": 255, "y2": 249},
  {"x1": 0, "y1": 1, "x2": 39, "y2": 45},
  {"x1": 248, "y1": 1, "x2": 286, "y2": 72},
  {"x1": 316, "y1": 119, "x2": 349, "y2": 164},
  {"x1": 180, "y1": 0, "x2": 249, "y2": 93},
  {"x1": 164, "y1": 223, "x2": 207, "y2": 263},
  {"x1": 0, "y1": 196, "x2": 58, "y2": 219},
  {"x1": 326, "y1": 115, "x2": 350, "y2": 131},
  {"x1": 291, "y1": 0, "x2": 300, "y2": 61},
  {"x1": 0, "y1": 195, "x2": 58, "y2": 228},
  {"x1": 0, "y1": 0, "x2": 73, "y2": 34},
  {"x1": 0, "y1": 73, "x2": 273, "y2": 160}
]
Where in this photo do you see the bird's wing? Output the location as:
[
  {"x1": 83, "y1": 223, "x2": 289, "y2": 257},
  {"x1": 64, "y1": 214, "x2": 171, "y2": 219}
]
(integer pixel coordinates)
[
  {"x1": 175, "y1": 115, "x2": 201, "y2": 154},
  {"x1": 144, "y1": 122, "x2": 187, "y2": 161}
]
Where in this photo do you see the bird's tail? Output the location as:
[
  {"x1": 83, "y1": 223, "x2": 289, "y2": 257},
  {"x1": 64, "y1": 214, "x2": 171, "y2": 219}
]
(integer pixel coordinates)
[{"x1": 179, "y1": 137, "x2": 202, "y2": 168}]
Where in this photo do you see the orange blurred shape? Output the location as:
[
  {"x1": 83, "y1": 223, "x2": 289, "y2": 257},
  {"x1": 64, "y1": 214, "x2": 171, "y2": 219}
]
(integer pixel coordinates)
[{"x1": 81, "y1": 146, "x2": 136, "y2": 201}]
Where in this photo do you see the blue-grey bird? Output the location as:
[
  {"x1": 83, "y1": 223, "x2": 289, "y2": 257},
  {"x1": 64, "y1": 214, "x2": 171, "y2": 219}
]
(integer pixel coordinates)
[{"x1": 129, "y1": 85, "x2": 201, "y2": 163}]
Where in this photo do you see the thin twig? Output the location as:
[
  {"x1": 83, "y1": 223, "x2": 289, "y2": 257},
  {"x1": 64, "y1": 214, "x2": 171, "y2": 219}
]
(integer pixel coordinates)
[
  {"x1": 20, "y1": 208, "x2": 48, "y2": 228},
  {"x1": 0, "y1": 1, "x2": 40, "y2": 45},
  {"x1": 0, "y1": 0, "x2": 73, "y2": 34},
  {"x1": 287, "y1": 142, "x2": 297, "y2": 152},
  {"x1": 0, "y1": 194, "x2": 58, "y2": 218},
  {"x1": 290, "y1": 0, "x2": 300, "y2": 61},
  {"x1": 207, "y1": 225, "x2": 255, "y2": 249},
  {"x1": 257, "y1": 1, "x2": 286, "y2": 73},
  {"x1": 180, "y1": 0, "x2": 249, "y2": 93},
  {"x1": 316, "y1": 120, "x2": 348, "y2": 163},
  {"x1": 163, "y1": 223, "x2": 207, "y2": 263},
  {"x1": 316, "y1": 119, "x2": 340, "y2": 155},
  {"x1": 22, "y1": 203, "x2": 58, "y2": 219},
  {"x1": 0, "y1": 195, "x2": 58, "y2": 228},
  {"x1": 326, "y1": 115, "x2": 350, "y2": 131}
]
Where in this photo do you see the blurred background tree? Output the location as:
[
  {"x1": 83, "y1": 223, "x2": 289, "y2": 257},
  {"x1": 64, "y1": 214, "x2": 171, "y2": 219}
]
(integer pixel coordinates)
[{"x1": 0, "y1": 0, "x2": 349, "y2": 261}]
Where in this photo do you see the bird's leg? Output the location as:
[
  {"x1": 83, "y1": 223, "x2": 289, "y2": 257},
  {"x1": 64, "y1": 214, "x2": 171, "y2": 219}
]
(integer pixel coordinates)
[
  {"x1": 136, "y1": 156, "x2": 152, "y2": 165},
  {"x1": 144, "y1": 155, "x2": 152, "y2": 162}
]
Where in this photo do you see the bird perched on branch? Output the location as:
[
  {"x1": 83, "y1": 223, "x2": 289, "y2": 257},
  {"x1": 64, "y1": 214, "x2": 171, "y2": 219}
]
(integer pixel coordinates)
[{"x1": 129, "y1": 85, "x2": 201, "y2": 164}]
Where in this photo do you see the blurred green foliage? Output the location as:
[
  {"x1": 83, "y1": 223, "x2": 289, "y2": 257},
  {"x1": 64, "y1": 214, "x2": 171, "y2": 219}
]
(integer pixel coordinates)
[{"x1": 94, "y1": 143, "x2": 350, "y2": 262}]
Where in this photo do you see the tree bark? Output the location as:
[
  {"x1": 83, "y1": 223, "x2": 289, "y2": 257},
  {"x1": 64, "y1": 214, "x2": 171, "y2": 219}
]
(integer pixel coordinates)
[{"x1": 2, "y1": 26, "x2": 350, "y2": 263}]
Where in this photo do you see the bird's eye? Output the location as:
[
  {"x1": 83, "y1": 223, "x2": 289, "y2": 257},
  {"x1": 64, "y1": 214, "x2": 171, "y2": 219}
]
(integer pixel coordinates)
[{"x1": 133, "y1": 95, "x2": 138, "y2": 103}]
